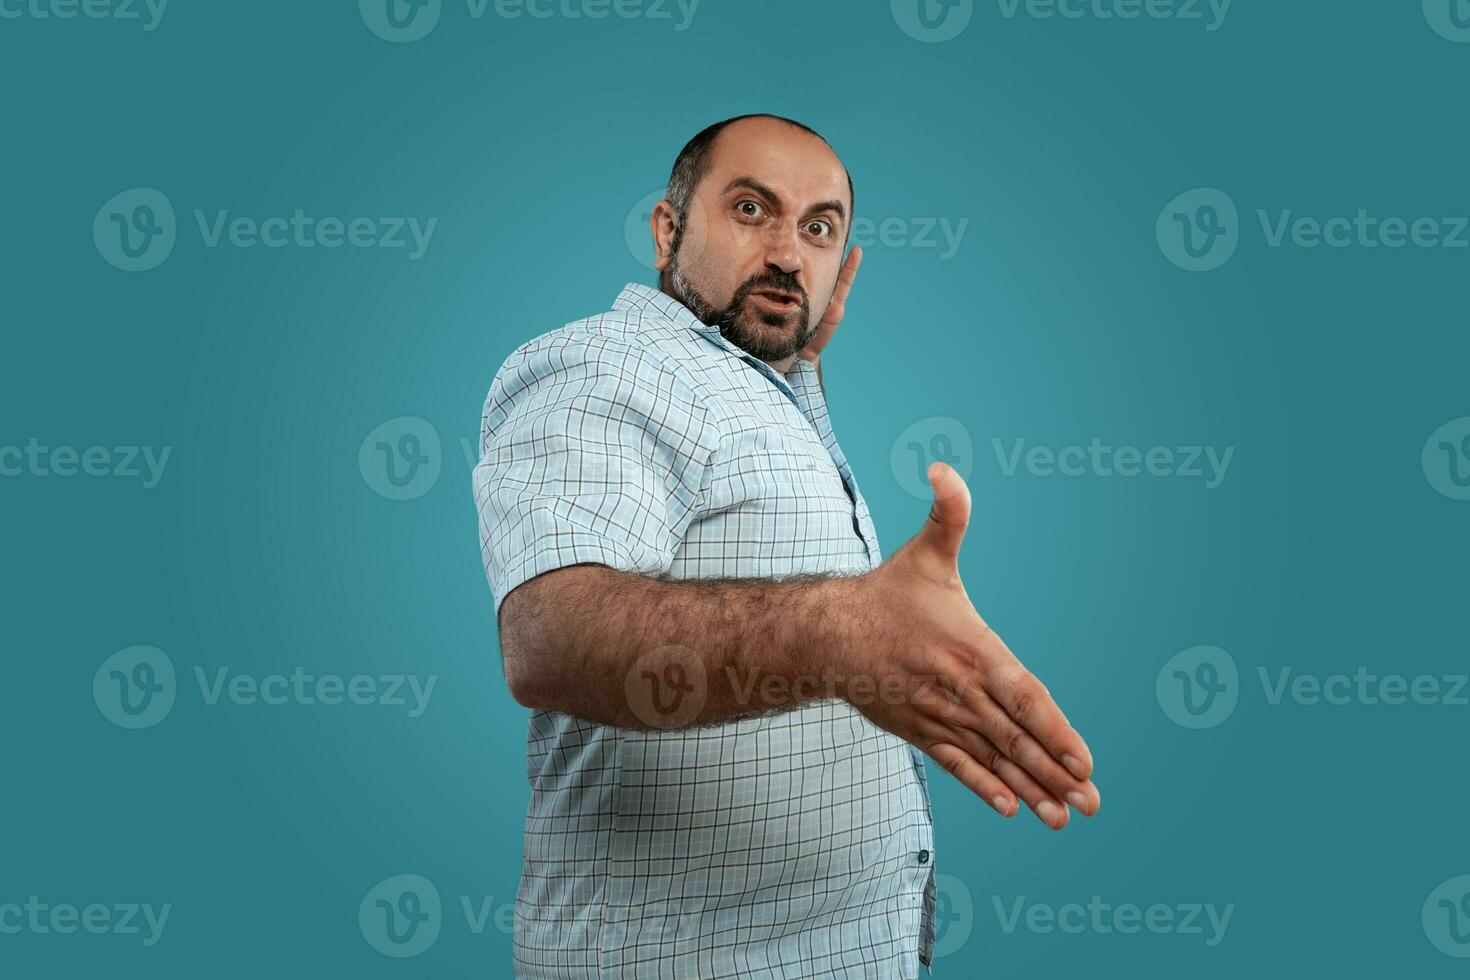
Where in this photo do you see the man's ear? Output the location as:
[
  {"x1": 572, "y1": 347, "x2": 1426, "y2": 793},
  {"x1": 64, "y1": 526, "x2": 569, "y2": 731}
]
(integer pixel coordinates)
[{"x1": 650, "y1": 199, "x2": 678, "y2": 272}]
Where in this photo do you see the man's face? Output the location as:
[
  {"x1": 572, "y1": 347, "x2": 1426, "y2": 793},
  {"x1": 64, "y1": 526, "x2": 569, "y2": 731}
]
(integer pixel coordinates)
[{"x1": 652, "y1": 117, "x2": 851, "y2": 366}]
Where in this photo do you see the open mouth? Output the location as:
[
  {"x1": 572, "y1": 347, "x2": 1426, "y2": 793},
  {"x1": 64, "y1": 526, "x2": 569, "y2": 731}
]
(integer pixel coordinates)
[{"x1": 752, "y1": 289, "x2": 801, "y2": 309}]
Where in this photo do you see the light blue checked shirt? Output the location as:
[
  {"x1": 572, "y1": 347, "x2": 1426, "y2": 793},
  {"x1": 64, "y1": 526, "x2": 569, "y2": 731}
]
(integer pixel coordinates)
[{"x1": 474, "y1": 282, "x2": 936, "y2": 978}]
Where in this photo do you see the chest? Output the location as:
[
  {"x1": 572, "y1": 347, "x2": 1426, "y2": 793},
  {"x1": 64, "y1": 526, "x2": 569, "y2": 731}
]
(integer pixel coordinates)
[{"x1": 674, "y1": 378, "x2": 881, "y2": 578}]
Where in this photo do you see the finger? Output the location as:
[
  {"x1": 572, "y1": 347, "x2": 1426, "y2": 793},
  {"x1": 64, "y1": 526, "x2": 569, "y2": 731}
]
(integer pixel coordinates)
[
  {"x1": 926, "y1": 743, "x2": 1015, "y2": 818},
  {"x1": 991, "y1": 747, "x2": 1071, "y2": 830},
  {"x1": 815, "y1": 246, "x2": 862, "y2": 335},
  {"x1": 920, "y1": 461, "x2": 972, "y2": 561},
  {"x1": 910, "y1": 686, "x2": 1016, "y2": 815},
  {"x1": 832, "y1": 245, "x2": 862, "y2": 306},
  {"x1": 981, "y1": 635, "x2": 1095, "y2": 781},
  {"x1": 939, "y1": 723, "x2": 1070, "y2": 830},
  {"x1": 965, "y1": 689, "x2": 1100, "y2": 816}
]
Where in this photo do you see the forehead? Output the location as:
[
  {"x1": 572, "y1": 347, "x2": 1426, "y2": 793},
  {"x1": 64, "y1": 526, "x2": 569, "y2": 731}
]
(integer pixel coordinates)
[{"x1": 702, "y1": 118, "x2": 848, "y2": 210}]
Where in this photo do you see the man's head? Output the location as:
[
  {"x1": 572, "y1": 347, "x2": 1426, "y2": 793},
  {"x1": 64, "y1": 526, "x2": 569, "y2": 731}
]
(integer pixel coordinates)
[{"x1": 651, "y1": 114, "x2": 854, "y2": 367}]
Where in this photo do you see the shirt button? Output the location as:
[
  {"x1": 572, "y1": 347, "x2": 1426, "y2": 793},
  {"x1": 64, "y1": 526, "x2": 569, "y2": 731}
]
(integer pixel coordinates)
[{"x1": 917, "y1": 849, "x2": 930, "y2": 864}]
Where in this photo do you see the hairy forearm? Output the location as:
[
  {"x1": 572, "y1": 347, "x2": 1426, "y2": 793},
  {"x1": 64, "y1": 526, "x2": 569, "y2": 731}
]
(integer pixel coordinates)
[{"x1": 498, "y1": 564, "x2": 867, "y2": 729}]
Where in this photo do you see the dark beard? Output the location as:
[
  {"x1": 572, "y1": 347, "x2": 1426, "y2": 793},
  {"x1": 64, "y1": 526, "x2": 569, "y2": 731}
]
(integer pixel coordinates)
[{"x1": 666, "y1": 257, "x2": 815, "y2": 363}]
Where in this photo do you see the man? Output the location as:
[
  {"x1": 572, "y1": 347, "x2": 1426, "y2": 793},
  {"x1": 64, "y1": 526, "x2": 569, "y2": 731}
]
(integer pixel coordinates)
[{"x1": 473, "y1": 114, "x2": 1101, "y2": 978}]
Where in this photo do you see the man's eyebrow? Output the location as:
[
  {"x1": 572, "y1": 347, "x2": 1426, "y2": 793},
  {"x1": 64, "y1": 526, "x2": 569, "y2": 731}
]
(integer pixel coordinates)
[{"x1": 722, "y1": 176, "x2": 847, "y2": 226}]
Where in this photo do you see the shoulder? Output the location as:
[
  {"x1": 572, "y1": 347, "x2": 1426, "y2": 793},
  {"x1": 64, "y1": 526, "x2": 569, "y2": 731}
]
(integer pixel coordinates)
[
  {"x1": 487, "y1": 303, "x2": 709, "y2": 403},
  {"x1": 480, "y1": 305, "x2": 718, "y2": 433}
]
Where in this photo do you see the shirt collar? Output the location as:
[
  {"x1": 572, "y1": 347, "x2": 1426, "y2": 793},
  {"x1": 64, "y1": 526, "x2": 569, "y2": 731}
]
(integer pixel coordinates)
[
  {"x1": 612, "y1": 281, "x2": 821, "y2": 401},
  {"x1": 613, "y1": 281, "x2": 720, "y2": 341}
]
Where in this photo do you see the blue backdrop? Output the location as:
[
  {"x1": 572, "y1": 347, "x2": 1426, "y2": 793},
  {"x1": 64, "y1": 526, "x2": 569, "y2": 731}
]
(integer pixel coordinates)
[{"x1": 4, "y1": 0, "x2": 1469, "y2": 975}]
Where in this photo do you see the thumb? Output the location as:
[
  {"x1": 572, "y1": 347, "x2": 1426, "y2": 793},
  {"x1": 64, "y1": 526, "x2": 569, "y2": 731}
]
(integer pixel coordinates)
[{"x1": 918, "y1": 461, "x2": 971, "y2": 563}]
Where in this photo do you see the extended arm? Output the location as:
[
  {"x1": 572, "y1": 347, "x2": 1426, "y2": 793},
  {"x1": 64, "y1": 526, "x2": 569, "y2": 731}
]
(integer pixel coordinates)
[
  {"x1": 494, "y1": 463, "x2": 1103, "y2": 828},
  {"x1": 499, "y1": 564, "x2": 862, "y2": 729}
]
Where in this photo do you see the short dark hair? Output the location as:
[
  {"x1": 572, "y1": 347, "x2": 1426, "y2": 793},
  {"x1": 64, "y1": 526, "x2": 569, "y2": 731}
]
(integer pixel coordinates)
[{"x1": 663, "y1": 113, "x2": 854, "y2": 248}]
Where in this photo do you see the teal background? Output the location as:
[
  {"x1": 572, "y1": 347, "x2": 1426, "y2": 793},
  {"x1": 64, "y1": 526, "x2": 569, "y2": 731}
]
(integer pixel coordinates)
[{"x1": 4, "y1": 0, "x2": 1469, "y2": 975}]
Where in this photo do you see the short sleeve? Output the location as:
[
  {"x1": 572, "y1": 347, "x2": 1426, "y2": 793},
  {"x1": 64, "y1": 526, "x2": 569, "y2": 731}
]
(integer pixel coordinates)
[{"x1": 472, "y1": 334, "x2": 715, "y2": 615}]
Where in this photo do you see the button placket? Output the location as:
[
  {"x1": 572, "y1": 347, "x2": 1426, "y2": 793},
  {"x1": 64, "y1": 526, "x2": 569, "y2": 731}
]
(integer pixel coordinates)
[{"x1": 704, "y1": 342, "x2": 879, "y2": 564}]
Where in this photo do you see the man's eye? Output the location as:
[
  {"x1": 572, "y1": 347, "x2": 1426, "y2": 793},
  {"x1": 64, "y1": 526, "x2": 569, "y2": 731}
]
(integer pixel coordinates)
[
  {"x1": 736, "y1": 200, "x2": 764, "y2": 218},
  {"x1": 806, "y1": 220, "x2": 833, "y2": 238}
]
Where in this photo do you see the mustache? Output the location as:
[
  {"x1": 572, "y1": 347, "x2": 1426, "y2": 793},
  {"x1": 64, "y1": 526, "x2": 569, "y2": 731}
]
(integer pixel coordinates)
[{"x1": 739, "y1": 275, "x2": 807, "y2": 304}]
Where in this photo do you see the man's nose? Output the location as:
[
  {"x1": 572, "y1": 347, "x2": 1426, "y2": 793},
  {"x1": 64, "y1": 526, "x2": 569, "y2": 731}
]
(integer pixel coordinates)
[{"x1": 761, "y1": 220, "x2": 803, "y2": 276}]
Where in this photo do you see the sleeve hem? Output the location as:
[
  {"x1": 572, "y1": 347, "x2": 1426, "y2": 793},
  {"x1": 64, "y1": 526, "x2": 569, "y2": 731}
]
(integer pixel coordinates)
[{"x1": 490, "y1": 537, "x2": 640, "y2": 618}]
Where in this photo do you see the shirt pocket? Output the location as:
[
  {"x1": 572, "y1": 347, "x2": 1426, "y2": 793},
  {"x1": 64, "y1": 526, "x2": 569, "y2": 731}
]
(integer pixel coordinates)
[
  {"x1": 721, "y1": 421, "x2": 848, "y2": 497},
  {"x1": 704, "y1": 424, "x2": 864, "y2": 567}
]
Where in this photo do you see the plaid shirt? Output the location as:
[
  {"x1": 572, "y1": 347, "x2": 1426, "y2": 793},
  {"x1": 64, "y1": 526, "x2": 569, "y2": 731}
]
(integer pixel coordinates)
[{"x1": 474, "y1": 282, "x2": 936, "y2": 978}]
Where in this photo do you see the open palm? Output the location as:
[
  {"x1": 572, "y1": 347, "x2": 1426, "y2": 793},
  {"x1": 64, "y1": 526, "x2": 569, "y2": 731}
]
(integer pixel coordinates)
[{"x1": 797, "y1": 246, "x2": 862, "y2": 378}]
